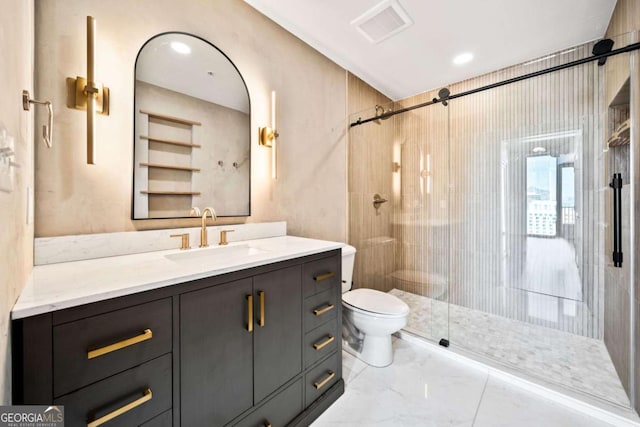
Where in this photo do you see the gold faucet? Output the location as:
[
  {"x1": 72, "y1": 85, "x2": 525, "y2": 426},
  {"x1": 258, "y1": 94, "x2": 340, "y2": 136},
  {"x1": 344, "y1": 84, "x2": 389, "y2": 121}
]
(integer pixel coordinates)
[{"x1": 200, "y1": 207, "x2": 217, "y2": 247}]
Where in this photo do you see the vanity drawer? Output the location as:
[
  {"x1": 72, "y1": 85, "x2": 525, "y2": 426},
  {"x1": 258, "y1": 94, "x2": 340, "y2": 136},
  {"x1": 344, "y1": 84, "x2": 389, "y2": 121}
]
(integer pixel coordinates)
[
  {"x1": 304, "y1": 288, "x2": 338, "y2": 332},
  {"x1": 53, "y1": 298, "x2": 172, "y2": 396},
  {"x1": 304, "y1": 352, "x2": 341, "y2": 408},
  {"x1": 233, "y1": 378, "x2": 303, "y2": 427},
  {"x1": 304, "y1": 319, "x2": 339, "y2": 368},
  {"x1": 140, "y1": 409, "x2": 172, "y2": 427},
  {"x1": 302, "y1": 255, "x2": 341, "y2": 298},
  {"x1": 56, "y1": 353, "x2": 172, "y2": 427}
]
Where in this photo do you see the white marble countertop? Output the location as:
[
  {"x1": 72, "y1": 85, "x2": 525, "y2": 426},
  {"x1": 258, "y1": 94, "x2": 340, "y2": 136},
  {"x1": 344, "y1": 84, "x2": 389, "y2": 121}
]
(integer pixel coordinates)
[{"x1": 13, "y1": 236, "x2": 344, "y2": 319}]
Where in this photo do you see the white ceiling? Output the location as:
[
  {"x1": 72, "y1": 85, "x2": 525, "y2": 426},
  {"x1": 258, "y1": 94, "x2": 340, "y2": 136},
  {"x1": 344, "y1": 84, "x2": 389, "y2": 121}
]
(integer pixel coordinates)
[{"x1": 244, "y1": 0, "x2": 617, "y2": 100}]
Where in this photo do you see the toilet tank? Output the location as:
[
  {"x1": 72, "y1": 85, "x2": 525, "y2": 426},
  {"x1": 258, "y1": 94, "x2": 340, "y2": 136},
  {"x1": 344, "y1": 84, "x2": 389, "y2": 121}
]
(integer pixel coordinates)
[{"x1": 341, "y1": 245, "x2": 356, "y2": 293}]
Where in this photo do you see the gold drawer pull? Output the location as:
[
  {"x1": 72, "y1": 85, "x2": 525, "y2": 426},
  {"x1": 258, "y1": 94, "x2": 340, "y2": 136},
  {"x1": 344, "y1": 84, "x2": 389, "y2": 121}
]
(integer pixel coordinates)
[
  {"x1": 314, "y1": 272, "x2": 335, "y2": 282},
  {"x1": 87, "y1": 329, "x2": 153, "y2": 359},
  {"x1": 314, "y1": 370, "x2": 335, "y2": 390},
  {"x1": 87, "y1": 388, "x2": 152, "y2": 427},
  {"x1": 313, "y1": 335, "x2": 335, "y2": 351},
  {"x1": 258, "y1": 290, "x2": 265, "y2": 327},
  {"x1": 313, "y1": 304, "x2": 335, "y2": 316},
  {"x1": 247, "y1": 294, "x2": 254, "y2": 332}
]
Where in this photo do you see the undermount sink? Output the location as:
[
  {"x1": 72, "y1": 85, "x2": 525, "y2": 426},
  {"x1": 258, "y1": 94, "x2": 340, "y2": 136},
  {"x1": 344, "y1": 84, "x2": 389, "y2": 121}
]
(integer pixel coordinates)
[{"x1": 165, "y1": 244, "x2": 267, "y2": 264}]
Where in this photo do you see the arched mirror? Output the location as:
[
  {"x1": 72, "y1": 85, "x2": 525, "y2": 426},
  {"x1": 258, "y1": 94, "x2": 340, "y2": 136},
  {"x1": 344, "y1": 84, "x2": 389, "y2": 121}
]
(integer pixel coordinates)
[{"x1": 133, "y1": 33, "x2": 250, "y2": 219}]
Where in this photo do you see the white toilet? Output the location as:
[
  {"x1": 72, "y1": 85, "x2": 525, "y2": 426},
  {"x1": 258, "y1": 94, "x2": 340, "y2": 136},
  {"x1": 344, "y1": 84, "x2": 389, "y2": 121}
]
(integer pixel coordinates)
[{"x1": 341, "y1": 245, "x2": 409, "y2": 367}]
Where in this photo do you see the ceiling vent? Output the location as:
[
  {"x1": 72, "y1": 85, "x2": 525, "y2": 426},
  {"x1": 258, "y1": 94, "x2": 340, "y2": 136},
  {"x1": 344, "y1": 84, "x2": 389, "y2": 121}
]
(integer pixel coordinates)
[{"x1": 351, "y1": 0, "x2": 413, "y2": 44}]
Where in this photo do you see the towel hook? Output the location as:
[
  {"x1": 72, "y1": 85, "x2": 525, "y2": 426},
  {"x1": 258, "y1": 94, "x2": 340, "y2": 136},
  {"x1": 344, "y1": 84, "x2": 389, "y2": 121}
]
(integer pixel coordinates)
[{"x1": 22, "y1": 90, "x2": 53, "y2": 148}]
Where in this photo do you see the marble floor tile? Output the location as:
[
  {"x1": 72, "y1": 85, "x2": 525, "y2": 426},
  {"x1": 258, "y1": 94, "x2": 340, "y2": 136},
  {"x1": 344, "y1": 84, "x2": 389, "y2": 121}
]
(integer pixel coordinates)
[
  {"x1": 313, "y1": 340, "x2": 488, "y2": 426},
  {"x1": 313, "y1": 341, "x2": 632, "y2": 427},
  {"x1": 473, "y1": 377, "x2": 613, "y2": 427},
  {"x1": 342, "y1": 347, "x2": 368, "y2": 383}
]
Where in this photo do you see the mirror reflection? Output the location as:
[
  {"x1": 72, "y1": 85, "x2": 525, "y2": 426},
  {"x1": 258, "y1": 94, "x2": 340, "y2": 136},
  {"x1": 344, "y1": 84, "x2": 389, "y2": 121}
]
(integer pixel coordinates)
[{"x1": 133, "y1": 32, "x2": 250, "y2": 219}]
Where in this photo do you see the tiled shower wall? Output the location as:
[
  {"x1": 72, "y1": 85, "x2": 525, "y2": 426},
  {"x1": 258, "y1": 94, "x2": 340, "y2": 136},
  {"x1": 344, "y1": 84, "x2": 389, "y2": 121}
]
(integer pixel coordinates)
[
  {"x1": 393, "y1": 41, "x2": 606, "y2": 339},
  {"x1": 347, "y1": 73, "x2": 395, "y2": 292},
  {"x1": 603, "y1": 0, "x2": 640, "y2": 409}
]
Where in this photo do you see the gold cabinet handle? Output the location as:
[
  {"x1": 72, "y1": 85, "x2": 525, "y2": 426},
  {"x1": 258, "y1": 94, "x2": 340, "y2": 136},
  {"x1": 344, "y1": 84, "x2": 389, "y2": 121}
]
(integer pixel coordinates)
[
  {"x1": 313, "y1": 304, "x2": 335, "y2": 316},
  {"x1": 247, "y1": 294, "x2": 254, "y2": 332},
  {"x1": 258, "y1": 291, "x2": 265, "y2": 327},
  {"x1": 313, "y1": 335, "x2": 335, "y2": 351},
  {"x1": 313, "y1": 272, "x2": 335, "y2": 282},
  {"x1": 87, "y1": 388, "x2": 152, "y2": 427},
  {"x1": 314, "y1": 370, "x2": 335, "y2": 390},
  {"x1": 87, "y1": 329, "x2": 153, "y2": 359}
]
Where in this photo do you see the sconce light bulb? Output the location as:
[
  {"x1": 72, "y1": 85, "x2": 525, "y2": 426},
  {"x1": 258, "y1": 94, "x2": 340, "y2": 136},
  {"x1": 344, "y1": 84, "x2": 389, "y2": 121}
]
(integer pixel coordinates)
[
  {"x1": 272, "y1": 138, "x2": 277, "y2": 180},
  {"x1": 271, "y1": 91, "x2": 277, "y2": 130}
]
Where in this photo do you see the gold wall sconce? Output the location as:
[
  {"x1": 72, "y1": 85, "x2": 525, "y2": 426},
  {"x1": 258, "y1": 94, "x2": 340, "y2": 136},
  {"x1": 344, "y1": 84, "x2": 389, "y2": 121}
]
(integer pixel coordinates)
[
  {"x1": 66, "y1": 16, "x2": 110, "y2": 165},
  {"x1": 259, "y1": 91, "x2": 278, "y2": 179}
]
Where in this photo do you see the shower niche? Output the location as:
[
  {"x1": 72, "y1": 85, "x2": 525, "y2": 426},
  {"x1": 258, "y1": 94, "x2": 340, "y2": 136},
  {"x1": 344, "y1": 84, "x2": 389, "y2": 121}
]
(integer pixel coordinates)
[{"x1": 607, "y1": 78, "x2": 631, "y2": 184}]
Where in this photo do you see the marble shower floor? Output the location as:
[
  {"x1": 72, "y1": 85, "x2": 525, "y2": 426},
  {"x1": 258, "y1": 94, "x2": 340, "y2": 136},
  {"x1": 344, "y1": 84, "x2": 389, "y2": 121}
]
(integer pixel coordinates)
[
  {"x1": 388, "y1": 289, "x2": 631, "y2": 408},
  {"x1": 312, "y1": 340, "x2": 627, "y2": 427}
]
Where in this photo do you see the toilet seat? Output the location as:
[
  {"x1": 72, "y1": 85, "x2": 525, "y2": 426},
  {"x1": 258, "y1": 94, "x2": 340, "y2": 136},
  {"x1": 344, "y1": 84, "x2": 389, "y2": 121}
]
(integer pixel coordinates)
[{"x1": 342, "y1": 288, "x2": 409, "y2": 318}]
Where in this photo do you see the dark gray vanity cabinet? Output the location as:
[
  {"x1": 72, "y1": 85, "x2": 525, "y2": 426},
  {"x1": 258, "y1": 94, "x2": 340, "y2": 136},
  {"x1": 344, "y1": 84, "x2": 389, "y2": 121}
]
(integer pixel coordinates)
[
  {"x1": 180, "y1": 266, "x2": 302, "y2": 426},
  {"x1": 180, "y1": 278, "x2": 255, "y2": 426},
  {"x1": 13, "y1": 249, "x2": 344, "y2": 427},
  {"x1": 252, "y1": 266, "x2": 303, "y2": 403}
]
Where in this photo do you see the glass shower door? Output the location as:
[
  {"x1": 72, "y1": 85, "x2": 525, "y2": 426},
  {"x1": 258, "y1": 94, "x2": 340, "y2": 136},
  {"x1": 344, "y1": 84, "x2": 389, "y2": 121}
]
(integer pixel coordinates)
[
  {"x1": 347, "y1": 97, "x2": 450, "y2": 347},
  {"x1": 392, "y1": 100, "x2": 450, "y2": 345}
]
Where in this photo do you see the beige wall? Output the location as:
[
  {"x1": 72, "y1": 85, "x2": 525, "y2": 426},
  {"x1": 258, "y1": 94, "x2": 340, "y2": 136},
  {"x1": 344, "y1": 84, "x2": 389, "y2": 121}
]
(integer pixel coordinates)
[
  {"x1": 34, "y1": 0, "x2": 347, "y2": 242},
  {"x1": 0, "y1": 1, "x2": 34, "y2": 403}
]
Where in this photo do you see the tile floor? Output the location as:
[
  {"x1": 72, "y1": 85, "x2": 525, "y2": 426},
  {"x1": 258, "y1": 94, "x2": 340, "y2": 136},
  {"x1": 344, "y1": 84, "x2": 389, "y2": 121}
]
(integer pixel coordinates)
[
  {"x1": 389, "y1": 289, "x2": 631, "y2": 407},
  {"x1": 312, "y1": 340, "x2": 628, "y2": 427}
]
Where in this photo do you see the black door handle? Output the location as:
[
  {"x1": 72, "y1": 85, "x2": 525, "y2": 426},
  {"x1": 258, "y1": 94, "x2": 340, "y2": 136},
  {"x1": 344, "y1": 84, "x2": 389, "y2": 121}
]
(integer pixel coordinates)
[{"x1": 609, "y1": 173, "x2": 623, "y2": 268}]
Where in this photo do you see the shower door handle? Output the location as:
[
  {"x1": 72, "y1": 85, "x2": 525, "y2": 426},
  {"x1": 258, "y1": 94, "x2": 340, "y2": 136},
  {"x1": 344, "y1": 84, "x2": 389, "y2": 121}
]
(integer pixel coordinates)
[{"x1": 609, "y1": 173, "x2": 623, "y2": 268}]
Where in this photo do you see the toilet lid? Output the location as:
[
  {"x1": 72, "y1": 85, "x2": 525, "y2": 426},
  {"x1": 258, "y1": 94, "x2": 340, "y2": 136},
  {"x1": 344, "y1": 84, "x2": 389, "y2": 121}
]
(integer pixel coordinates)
[{"x1": 342, "y1": 289, "x2": 409, "y2": 316}]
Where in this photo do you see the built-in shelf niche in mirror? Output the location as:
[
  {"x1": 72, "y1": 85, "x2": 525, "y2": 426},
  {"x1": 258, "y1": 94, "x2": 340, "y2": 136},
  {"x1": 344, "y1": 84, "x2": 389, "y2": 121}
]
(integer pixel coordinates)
[{"x1": 133, "y1": 32, "x2": 250, "y2": 219}]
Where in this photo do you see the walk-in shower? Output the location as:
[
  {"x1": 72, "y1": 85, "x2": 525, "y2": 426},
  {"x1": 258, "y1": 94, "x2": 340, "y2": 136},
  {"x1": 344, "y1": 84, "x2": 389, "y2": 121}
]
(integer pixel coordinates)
[{"x1": 347, "y1": 32, "x2": 639, "y2": 413}]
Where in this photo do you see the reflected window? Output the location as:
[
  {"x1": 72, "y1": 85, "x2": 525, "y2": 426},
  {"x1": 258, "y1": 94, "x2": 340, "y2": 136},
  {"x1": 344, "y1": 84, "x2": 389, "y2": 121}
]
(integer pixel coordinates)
[
  {"x1": 526, "y1": 155, "x2": 557, "y2": 237},
  {"x1": 560, "y1": 165, "x2": 575, "y2": 225}
]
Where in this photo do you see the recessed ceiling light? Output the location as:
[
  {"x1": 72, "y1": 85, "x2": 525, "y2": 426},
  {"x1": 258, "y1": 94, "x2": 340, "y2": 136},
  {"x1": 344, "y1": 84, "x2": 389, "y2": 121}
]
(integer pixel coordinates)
[
  {"x1": 532, "y1": 146, "x2": 547, "y2": 153},
  {"x1": 171, "y1": 41, "x2": 191, "y2": 54},
  {"x1": 453, "y1": 52, "x2": 473, "y2": 65}
]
